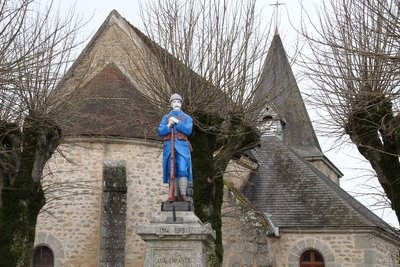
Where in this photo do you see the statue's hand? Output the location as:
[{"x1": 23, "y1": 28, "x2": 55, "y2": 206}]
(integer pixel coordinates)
[
  {"x1": 170, "y1": 117, "x2": 179, "y2": 124},
  {"x1": 167, "y1": 117, "x2": 176, "y2": 128}
]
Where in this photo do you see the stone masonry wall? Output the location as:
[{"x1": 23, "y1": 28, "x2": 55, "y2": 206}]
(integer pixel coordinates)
[
  {"x1": 221, "y1": 187, "x2": 274, "y2": 267},
  {"x1": 35, "y1": 137, "x2": 167, "y2": 267},
  {"x1": 269, "y1": 230, "x2": 400, "y2": 267}
]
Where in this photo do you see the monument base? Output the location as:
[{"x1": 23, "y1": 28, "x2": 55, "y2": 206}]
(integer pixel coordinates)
[{"x1": 136, "y1": 211, "x2": 215, "y2": 267}]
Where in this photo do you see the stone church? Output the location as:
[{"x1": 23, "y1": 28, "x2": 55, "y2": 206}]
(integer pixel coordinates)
[{"x1": 33, "y1": 10, "x2": 400, "y2": 267}]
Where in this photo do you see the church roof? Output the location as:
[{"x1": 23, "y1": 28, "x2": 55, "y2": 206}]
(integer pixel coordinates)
[
  {"x1": 243, "y1": 136, "x2": 399, "y2": 238},
  {"x1": 254, "y1": 33, "x2": 322, "y2": 157},
  {"x1": 60, "y1": 64, "x2": 159, "y2": 139},
  {"x1": 52, "y1": 10, "x2": 161, "y2": 139}
]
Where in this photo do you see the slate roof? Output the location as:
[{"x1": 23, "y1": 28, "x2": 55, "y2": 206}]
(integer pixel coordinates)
[
  {"x1": 60, "y1": 64, "x2": 159, "y2": 139},
  {"x1": 244, "y1": 136, "x2": 398, "y2": 233}
]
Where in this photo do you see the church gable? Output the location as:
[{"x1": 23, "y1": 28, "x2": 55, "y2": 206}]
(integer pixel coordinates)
[{"x1": 56, "y1": 10, "x2": 151, "y2": 101}]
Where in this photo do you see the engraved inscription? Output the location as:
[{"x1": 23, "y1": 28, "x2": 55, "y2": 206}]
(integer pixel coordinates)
[
  {"x1": 174, "y1": 227, "x2": 185, "y2": 234},
  {"x1": 156, "y1": 257, "x2": 192, "y2": 265},
  {"x1": 159, "y1": 227, "x2": 170, "y2": 234},
  {"x1": 157, "y1": 227, "x2": 188, "y2": 235},
  {"x1": 153, "y1": 248, "x2": 196, "y2": 266}
]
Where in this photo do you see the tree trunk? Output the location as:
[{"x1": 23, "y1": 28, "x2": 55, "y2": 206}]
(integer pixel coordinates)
[
  {"x1": 346, "y1": 96, "x2": 400, "y2": 224},
  {"x1": 191, "y1": 111, "x2": 259, "y2": 266},
  {"x1": 191, "y1": 112, "x2": 223, "y2": 266},
  {"x1": 0, "y1": 117, "x2": 61, "y2": 267}
]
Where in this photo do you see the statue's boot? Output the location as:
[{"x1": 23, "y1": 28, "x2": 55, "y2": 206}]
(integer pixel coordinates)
[{"x1": 178, "y1": 177, "x2": 191, "y2": 202}]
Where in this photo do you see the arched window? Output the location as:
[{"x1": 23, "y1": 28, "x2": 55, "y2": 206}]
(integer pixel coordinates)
[
  {"x1": 300, "y1": 250, "x2": 325, "y2": 267},
  {"x1": 32, "y1": 245, "x2": 54, "y2": 267}
]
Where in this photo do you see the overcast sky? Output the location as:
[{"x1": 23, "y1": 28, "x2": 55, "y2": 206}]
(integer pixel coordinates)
[{"x1": 46, "y1": 0, "x2": 399, "y2": 228}]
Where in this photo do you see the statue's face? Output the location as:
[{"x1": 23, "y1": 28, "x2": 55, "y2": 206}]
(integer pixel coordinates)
[{"x1": 171, "y1": 99, "x2": 182, "y2": 111}]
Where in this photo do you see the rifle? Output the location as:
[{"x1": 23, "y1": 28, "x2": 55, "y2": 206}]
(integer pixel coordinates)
[{"x1": 168, "y1": 127, "x2": 175, "y2": 202}]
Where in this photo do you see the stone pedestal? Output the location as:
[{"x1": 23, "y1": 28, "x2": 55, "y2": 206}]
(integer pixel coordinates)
[{"x1": 136, "y1": 211, "x2": 215, "y2": 267}]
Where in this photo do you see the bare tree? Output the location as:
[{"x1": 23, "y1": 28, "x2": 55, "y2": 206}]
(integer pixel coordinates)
[
  {"x1": 0, "y1": 0, "x2": 86, "y2": 265},
  {"x1": 133, "y1": 0, "x2": 274, "y2": 264},
  {"x1": 300, "y1": 0, "x2": 400, "y2": 224}
]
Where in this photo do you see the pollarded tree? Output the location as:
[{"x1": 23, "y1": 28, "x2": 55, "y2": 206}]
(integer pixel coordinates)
[
  {"x1": 0, "y1": 0, "x2": 86, "y2": 265},
  {"x1": 300, "y1": 0, "x2": 400, "y2": 224},
  {"x1": 130, "y1": 0, "x2": 276, "y2": 265}
]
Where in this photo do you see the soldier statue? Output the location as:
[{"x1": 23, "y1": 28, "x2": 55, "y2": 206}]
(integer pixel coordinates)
[{"x1": 158, "y1": 93, "x2": 193, "y2": 202}]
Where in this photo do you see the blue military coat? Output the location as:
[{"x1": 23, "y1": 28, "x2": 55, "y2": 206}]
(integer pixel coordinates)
[{"x1": 158, "y1": 110, "x2": 193, "y2": 183}]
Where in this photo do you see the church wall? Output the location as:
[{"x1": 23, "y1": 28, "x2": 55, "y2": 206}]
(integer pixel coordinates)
[
  {"x1": 223, "y1": 157, "x2": 257, "y2": 191},
  {"x1": 35, "y1": 137, "x2": 167, "y2": 267},
  {"x1": 221, "y1": 186, "x2": 274, "y2": 267},
  {"x1": 269, "y1": 230, "x2": 400, "y2": 267}
]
